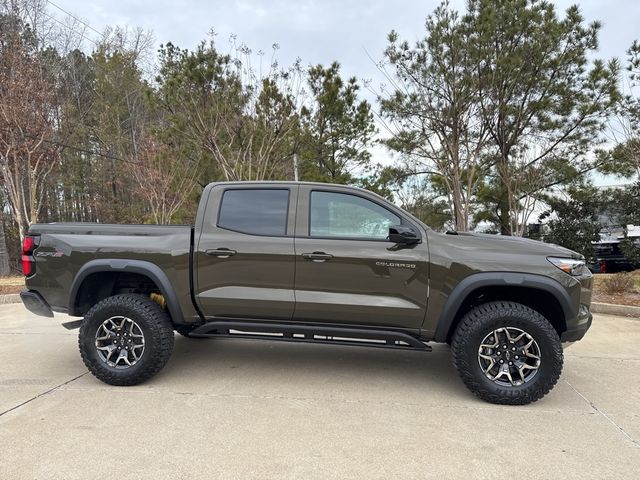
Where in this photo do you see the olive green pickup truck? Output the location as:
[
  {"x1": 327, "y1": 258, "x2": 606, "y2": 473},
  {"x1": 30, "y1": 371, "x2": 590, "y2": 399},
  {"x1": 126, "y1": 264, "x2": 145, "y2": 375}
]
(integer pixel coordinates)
[{"x1": 20, "y1": 181, "x2": 593, "y2": 404}]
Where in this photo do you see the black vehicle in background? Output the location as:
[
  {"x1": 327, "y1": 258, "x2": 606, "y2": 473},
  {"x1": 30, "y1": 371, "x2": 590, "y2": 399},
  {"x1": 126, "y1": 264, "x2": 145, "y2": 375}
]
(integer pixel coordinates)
[{"x1": 588, "y1": 240, "x2": 639, "y2": 273}]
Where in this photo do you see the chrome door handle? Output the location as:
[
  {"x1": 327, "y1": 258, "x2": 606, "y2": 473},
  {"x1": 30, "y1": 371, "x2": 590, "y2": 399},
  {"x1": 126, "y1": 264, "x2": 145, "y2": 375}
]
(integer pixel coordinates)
[
  {"x1": 206, "y1": 248, "x2": 237, "y2": 258},
  {"x1": 302, "y1": 252, "x2": 333, "y2": 262}
]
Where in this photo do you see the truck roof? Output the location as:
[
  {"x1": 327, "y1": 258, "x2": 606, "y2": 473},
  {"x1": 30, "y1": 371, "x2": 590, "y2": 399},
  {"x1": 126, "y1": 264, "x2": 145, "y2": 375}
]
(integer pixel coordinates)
[{"x1": 207, "y1": 180, "x2": 367, "y2": 189}]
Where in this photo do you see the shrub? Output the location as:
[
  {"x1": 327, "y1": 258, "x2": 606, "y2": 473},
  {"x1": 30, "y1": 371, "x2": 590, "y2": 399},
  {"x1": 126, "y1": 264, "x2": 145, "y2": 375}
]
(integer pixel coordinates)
[{"x1": 602, "y1": 273, "x2": 635, "y2": 295}]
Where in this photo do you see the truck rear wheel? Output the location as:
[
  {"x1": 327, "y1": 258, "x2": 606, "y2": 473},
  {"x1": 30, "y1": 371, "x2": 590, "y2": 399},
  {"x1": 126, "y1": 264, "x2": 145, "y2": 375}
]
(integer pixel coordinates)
[
  {"x1": 79, "y1": 294, "x2": 175, "y2": 386},
  {"x1": 451, "y1": 301, "x2": 563, "y2": 405}
]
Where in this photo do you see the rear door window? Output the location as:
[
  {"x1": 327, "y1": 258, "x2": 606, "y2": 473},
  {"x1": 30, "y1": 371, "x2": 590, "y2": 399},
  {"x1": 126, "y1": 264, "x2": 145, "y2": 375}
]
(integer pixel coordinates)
[{"x1": 218, "y1": 189, "x2": 289, "y2": 236}]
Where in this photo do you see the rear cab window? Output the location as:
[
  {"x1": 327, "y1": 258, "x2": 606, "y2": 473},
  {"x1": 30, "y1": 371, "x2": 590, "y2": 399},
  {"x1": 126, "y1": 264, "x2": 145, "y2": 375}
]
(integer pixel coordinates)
[{"x1": 217, "y1": 189, "x2": 290, "y2": 236}]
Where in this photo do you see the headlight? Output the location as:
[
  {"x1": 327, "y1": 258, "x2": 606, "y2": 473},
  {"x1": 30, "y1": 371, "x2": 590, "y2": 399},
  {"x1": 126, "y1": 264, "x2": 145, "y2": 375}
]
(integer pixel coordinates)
[{"x1": 547, "y1": 257, "x2": 587, "y2": 276}]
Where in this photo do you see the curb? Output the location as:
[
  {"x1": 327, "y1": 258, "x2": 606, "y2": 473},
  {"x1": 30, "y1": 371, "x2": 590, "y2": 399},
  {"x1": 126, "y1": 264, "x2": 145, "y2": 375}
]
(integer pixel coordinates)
[
  {"x1": 0, "y1": 293, "x2": 21, "y2": 305},
  {"x1": 591, "y1": 302, "x2": 640, "y2": 318}
]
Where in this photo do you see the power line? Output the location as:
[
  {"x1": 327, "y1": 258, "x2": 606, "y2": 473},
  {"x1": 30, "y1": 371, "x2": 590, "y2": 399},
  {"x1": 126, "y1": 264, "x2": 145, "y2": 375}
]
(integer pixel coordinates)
[
  {"x1": 44, "y1": 1, "x2": 157, "y2": 80},
  {"x1": 0, "y1": 127, "x2": 139, "y2": 166},
  {"x1": 41, "y1": 11, "x2": 99, "y2": 47},
  {"x1": 49, "y1": 137, "x2": 137, "y2": 165},
  {"x1": 46, "y1": 0, "x2": 102, "y2": 37}
]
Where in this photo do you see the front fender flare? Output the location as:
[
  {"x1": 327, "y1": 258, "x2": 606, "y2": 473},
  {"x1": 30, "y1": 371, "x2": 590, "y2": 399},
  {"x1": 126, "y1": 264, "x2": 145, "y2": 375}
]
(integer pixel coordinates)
[
  {"x1": 432, "y1": 272, "x2": 576, "y2": 342},
  {"x1": 68, "y1": 259, "x2": 184, "y2": 324}
]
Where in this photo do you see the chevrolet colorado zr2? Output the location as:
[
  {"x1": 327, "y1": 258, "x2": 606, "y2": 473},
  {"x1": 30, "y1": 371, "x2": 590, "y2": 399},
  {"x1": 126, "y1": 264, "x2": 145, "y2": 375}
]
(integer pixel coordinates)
[{"x1": 20, "y1": 181, "x2": 593, "y2": 405}]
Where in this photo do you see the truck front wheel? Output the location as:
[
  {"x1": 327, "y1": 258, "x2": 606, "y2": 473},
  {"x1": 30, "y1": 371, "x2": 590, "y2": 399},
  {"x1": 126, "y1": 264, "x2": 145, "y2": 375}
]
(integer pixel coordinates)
[
  {"x1": 451, "y1": 301, "x2": 563, "y2": 405},
  {"x1": 79, "y1": 294, "x2": 175, "y2": 386}
]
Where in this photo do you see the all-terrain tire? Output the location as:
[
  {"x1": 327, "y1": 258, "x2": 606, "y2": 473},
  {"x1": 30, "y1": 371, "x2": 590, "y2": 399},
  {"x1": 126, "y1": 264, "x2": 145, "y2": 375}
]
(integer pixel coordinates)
[
  {"x1": 451, "y1": 301, "x2": 563, "y2": 405},
  {"x1": 79, "y1": 294, "x2": 175, "y2": 386}
]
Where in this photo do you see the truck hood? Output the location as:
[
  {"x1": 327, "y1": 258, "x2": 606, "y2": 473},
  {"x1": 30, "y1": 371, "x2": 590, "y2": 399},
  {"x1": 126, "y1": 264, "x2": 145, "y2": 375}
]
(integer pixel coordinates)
[{"x1": 443, "y1": 231, "x2": 582, "y2": 259}]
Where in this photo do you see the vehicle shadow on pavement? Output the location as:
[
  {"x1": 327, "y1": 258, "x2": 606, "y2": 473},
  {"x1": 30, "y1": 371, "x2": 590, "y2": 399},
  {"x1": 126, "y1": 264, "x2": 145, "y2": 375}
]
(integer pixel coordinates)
[{"x1": 145, "y1": 336, "x2": 473, "y2": 401}]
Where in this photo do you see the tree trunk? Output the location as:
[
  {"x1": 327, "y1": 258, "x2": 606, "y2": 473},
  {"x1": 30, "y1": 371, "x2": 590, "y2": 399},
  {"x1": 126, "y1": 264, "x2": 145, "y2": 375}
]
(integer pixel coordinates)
[
  {"x1": 451, "y1": 179, "x2": 467, "y2": 231},
  {"x1": 498, "y1": 192, "x2": 511, "y2": 235},
  {"x1": 496, "y1": 154, "x2": 512, "y2": 236},
  {"x1": 0, "y1": 217, "x2": 10, "y2": 276}
]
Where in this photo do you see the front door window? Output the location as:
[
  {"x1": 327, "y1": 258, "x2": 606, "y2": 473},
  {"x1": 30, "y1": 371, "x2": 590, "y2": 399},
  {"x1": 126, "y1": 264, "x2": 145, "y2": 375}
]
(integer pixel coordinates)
[{"x1": 309, "y1": 191, "x2": 400, "y2": 240}]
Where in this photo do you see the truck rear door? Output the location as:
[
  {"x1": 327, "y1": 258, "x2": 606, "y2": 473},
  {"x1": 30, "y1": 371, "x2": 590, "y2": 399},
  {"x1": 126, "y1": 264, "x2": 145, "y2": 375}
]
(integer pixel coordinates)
[{"x1": 194, "y1": 184, "x2": 298, "y2": 320}]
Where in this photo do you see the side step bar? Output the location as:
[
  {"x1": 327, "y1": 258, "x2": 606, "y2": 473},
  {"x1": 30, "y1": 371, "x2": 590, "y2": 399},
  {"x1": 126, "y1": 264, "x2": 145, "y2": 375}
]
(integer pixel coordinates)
[
  {"x1": 189, "y1": 320, "x2": 431, "y2": 352},
  {"x1": 62, "y1": 319, "x2": 83, "y2": 330}
]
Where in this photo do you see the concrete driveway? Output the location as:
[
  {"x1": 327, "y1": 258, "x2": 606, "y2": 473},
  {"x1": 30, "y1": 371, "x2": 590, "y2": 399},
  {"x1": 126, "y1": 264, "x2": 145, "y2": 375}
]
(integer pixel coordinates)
[{"x1": 0, "y1": 303, "x2": 638, "y2": 479}]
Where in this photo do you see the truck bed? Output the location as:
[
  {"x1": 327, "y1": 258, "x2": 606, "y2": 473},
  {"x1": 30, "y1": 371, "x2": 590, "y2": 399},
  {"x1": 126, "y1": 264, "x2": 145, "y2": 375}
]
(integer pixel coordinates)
[{"x1": 25, "y1": 223, "x2": 197, "y2": 321}]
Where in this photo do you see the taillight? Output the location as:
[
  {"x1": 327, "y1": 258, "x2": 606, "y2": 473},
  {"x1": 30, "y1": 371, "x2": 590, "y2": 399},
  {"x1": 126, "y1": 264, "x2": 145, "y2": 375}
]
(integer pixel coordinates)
[
  {"x1": 21, "y1": 235, "x2": 39, "y2": 277},
  {"x1": 600, "y1": 259, "x2": 607, "y2": 273}
]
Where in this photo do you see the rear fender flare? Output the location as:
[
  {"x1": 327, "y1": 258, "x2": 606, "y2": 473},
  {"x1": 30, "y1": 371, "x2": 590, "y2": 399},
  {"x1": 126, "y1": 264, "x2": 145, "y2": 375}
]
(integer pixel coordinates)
[{"x1": 69, "y1": 259, "x2": 184, "y2": 324}]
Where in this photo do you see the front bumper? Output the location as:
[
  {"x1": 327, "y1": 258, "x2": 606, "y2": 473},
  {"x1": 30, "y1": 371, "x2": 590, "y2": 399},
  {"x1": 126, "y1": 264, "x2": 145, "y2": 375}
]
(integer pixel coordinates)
[
  {"x1": 20, "y1": 290, "x2": 54, "y2": 318},
  {"x1": 561, "y1": 304, "x2": 592, "y2": 342}
]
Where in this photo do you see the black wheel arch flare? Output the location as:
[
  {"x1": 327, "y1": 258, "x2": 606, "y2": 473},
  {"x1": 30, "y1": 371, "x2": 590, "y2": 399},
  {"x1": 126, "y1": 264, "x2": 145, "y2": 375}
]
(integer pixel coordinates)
[
  {"x1": 68, "y1": 259, "x2": 185, "y2": 324},
  {"x1": 432, "y1": 272, "x2": 576, "y2": 343}
]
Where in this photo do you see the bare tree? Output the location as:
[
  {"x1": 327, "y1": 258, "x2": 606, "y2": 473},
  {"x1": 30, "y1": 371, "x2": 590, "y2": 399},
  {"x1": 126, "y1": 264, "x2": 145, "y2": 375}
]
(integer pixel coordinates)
[
  {"x1": 0, "y1": 23, "x2": 58, "y2": 240},
  {"x1": 156, "y1": 37, "x2": 305, "y2": 182},
  {"x1": 128, "y1": 135, "x2": 199, "y2": 224}
]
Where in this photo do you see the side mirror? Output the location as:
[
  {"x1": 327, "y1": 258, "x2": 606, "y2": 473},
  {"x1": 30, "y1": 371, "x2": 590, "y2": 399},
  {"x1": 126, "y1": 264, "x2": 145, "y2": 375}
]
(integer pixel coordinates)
[{"x1": 388, "y1": 225, "x2": 420, "y2": 245}]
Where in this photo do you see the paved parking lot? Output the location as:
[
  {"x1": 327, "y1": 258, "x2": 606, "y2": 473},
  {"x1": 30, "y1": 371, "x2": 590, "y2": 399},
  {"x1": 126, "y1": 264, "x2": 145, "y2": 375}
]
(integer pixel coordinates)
[{"x1": 0, "y1": 303, "x2": 638, "y2": 479}]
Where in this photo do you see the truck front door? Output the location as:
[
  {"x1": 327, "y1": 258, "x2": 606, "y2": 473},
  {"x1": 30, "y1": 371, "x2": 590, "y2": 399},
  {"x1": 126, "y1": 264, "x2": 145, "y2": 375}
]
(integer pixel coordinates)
[
  {"x1": 293, "y1": 186, "x2": 429, "y2": 330},
  {"x1": 195, "y1": 184, "x2": 297, "y2": 320}
]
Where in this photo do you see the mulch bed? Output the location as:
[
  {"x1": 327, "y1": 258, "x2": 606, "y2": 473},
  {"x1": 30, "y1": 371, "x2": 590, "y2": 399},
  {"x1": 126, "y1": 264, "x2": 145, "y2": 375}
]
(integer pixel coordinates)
[
  {"x1": 0, "y1": 275, "x2": 25, "y2": 295},
  {"x1": 592, "y1": 291, "x2": 640, "y2": 307},
  {"x1": 0, "y1": 284, "x2": 23, "y2": 295},
  {"x1": 592, "y1": 271, "x2": 640, "y2": 307}
]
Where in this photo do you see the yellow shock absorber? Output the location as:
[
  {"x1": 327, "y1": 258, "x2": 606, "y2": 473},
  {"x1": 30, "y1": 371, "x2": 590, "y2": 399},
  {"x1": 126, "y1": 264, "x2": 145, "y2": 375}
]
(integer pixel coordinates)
[{"x1": 150, "y1": 292, "x2": 166, "y2": 309}]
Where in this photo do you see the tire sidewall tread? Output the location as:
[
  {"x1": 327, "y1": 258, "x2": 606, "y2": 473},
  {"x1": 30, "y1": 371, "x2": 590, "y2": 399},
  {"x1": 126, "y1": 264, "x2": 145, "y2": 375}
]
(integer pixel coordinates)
[
  {"x1": 79, "y1": 294, "x2": 175, "y2": 386},
  {"x1": 451, "y1": 301, "x2": 563, "y2": 405}
]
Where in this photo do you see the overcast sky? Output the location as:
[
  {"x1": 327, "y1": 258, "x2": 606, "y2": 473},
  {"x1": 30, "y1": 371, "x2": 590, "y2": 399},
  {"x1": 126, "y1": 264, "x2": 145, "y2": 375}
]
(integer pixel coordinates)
[
  {"x1": 50, "y1": 0, "x2": 639, "y2": 185},
  {"x1": 51, "y1": 0, "x2": 639, "y2": 86}
]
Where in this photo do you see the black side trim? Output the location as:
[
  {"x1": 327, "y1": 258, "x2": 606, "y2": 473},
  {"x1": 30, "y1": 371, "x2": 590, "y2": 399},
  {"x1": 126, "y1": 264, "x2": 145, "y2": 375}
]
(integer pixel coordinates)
[
  {"x1": 191, "y1": 320, "x2": 432, "y2": 351},
  {"x1": 68, "y1": 259, "x2": 184, "y2": 324},
  {"x1": 188, "y1": 226, "x2": 205, "y2": 322},
  {"x1": 20, "y1": 290, "x2": 54, "y2": 318},
  {"x1": 62, "y1": 319, "x2": 83, "y2": 330},
  {"x1": 433, "y1": 272, "x2": 577, "y2": 342}
]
